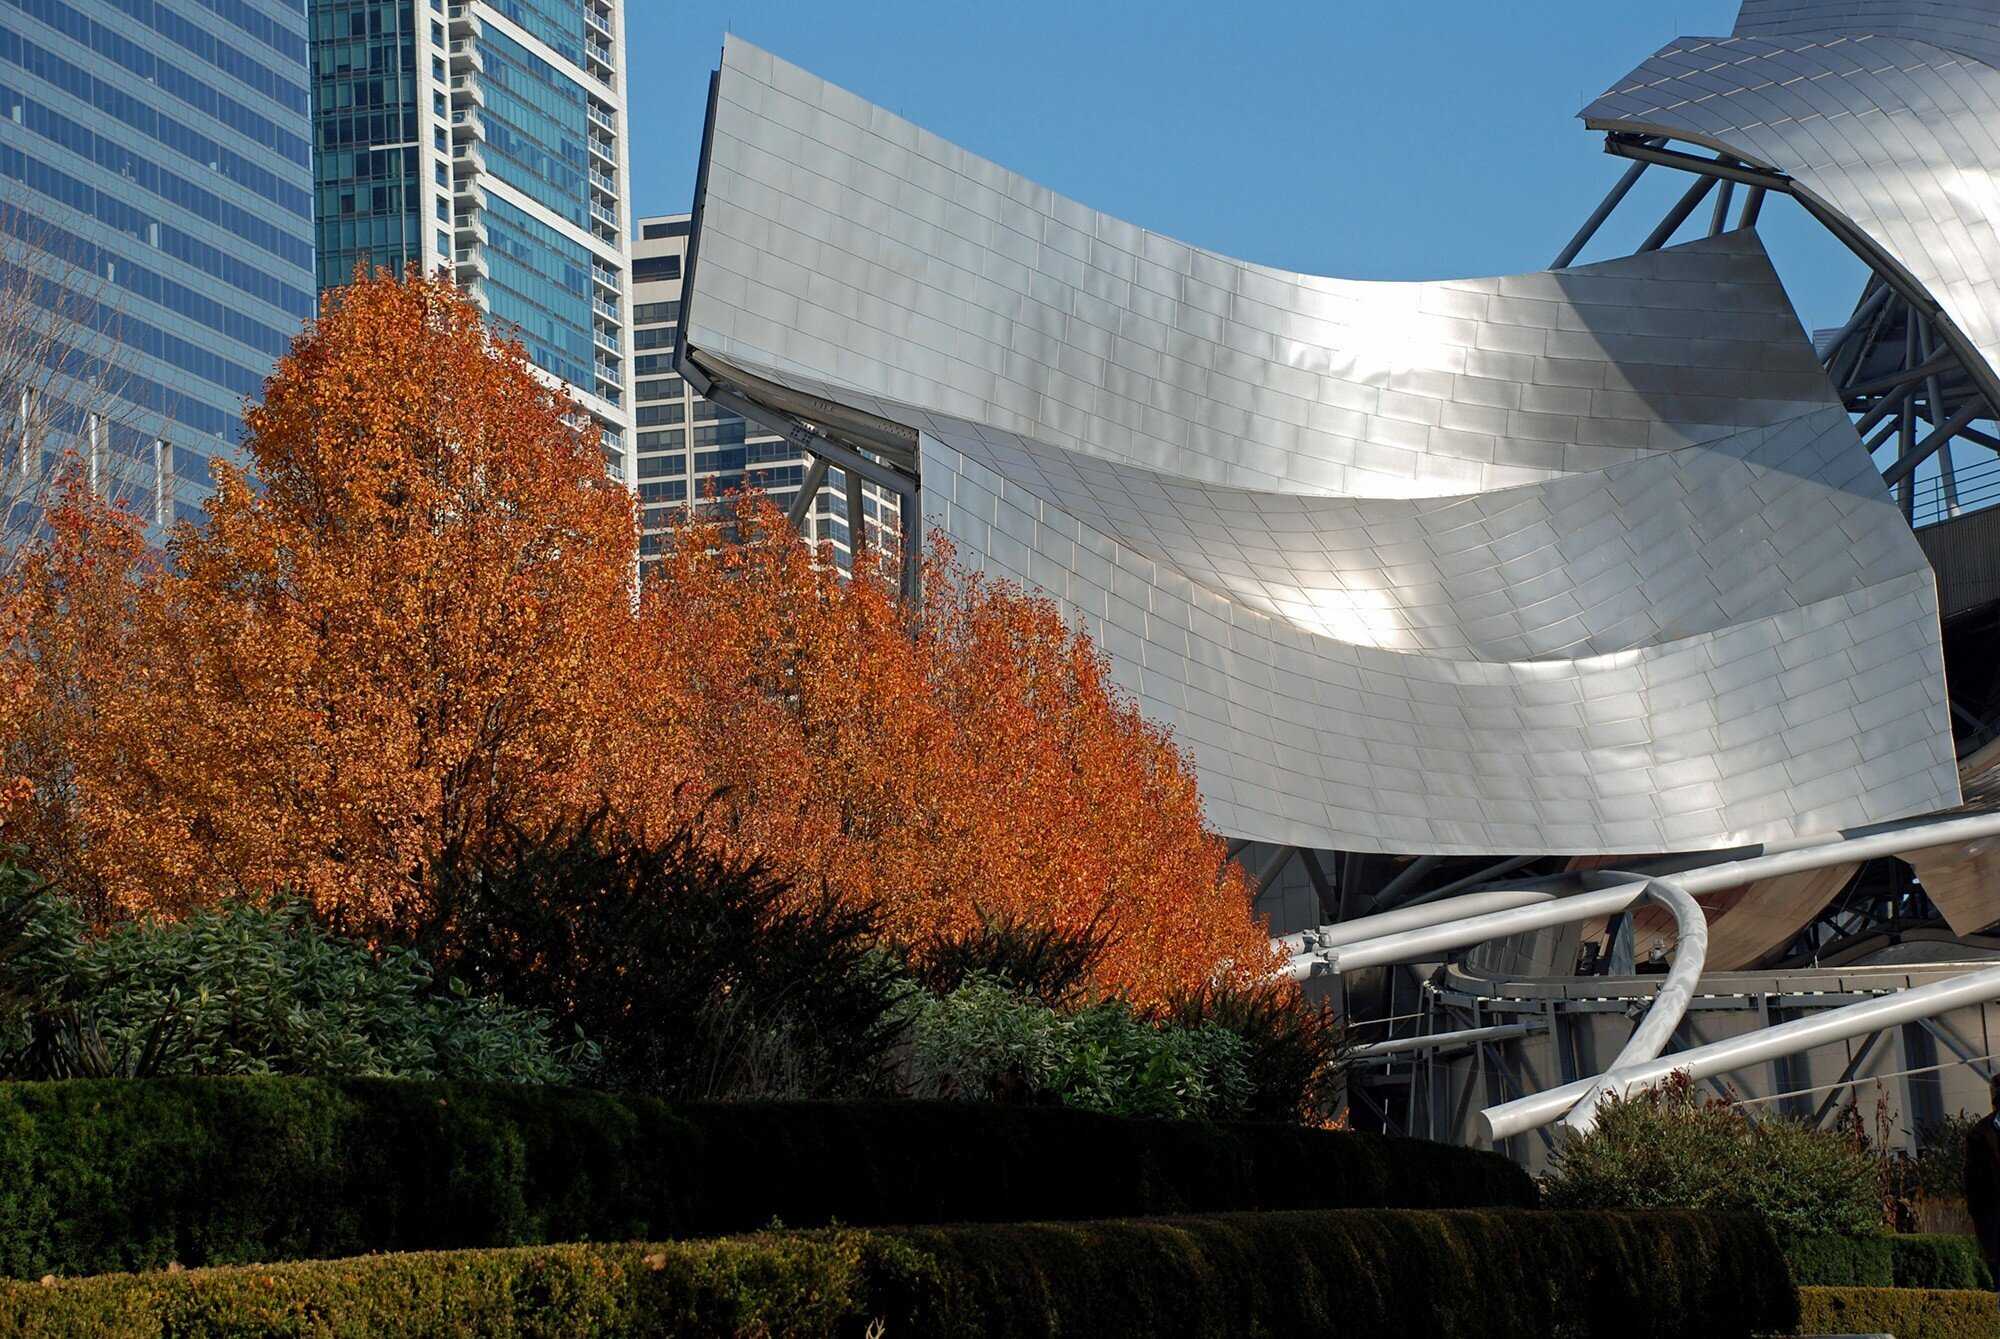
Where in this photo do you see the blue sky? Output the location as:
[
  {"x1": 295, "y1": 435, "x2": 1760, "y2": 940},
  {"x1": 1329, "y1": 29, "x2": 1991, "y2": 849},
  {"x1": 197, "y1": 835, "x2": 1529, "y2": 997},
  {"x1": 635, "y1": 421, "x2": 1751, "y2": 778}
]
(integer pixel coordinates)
[{"x1": 623, "y1": 0, "x2": 1866, "y2": 332}]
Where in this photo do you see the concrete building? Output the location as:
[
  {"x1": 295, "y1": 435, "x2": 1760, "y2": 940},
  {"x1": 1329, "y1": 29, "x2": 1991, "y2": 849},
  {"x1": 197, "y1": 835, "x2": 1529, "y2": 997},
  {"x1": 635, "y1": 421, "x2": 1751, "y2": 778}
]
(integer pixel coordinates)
[
  {"x1": 0, "y1": 0, "x2": 317, "y2": 528},
  {"x1": 633, "y1": 211, "x2": 897, "y2": 567},
  {"x1": 309, "y1": 0, "x2": 633, "y2": 479}
]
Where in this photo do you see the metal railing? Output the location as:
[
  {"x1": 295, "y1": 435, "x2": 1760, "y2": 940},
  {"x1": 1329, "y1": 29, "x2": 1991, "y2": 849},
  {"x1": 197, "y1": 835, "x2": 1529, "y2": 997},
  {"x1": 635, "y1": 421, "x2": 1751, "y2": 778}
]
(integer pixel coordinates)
[{"x1": 1910, "y1": 451, "x2": 2000, "y2": 529}]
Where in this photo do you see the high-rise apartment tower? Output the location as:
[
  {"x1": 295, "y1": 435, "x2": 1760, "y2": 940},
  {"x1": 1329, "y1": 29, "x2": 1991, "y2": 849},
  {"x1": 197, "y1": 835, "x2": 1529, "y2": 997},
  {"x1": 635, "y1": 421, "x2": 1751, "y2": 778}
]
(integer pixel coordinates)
[{"x1": 310, "y1": 0, "x2": 633, "y2": 479}]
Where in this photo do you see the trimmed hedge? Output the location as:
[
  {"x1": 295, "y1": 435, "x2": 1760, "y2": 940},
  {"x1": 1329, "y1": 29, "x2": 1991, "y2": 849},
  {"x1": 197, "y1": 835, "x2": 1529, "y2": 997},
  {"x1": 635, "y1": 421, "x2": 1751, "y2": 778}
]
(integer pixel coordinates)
[
  {"x1": 1893, "y1": 1233, "x2": 1995, "y2": 1290},
  {"x1": 0, "y1": 1210, "x2": 1796, "y2": 1339},
  {"x1": 1781, "y1": 1231, "x2": 1993, "y2": 1289},
  {"x1": 0, "y1": 1078, "x2": 1534, "y2": 1278},
  {"x1": 1779, "y1": 1232, "x2": 1893, "y2": 1286},
  {"x1": 1800, "y1": 1286, "x2": 1999, "y2": 1339}
]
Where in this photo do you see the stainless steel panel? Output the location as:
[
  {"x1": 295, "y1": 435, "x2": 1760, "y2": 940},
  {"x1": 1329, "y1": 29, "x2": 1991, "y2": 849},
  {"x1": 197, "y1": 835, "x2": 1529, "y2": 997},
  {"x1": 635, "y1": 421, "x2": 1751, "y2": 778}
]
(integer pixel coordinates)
[{"x1": 683, "y1": 36, "x2": 1961, "y2": 855}]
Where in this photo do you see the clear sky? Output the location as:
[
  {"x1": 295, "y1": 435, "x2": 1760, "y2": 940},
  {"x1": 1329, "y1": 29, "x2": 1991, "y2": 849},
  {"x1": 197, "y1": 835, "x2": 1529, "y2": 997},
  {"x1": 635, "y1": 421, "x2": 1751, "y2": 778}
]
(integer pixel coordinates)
[{"x1": 623, "y1": 0, "x2": 1867, "y2": 333}]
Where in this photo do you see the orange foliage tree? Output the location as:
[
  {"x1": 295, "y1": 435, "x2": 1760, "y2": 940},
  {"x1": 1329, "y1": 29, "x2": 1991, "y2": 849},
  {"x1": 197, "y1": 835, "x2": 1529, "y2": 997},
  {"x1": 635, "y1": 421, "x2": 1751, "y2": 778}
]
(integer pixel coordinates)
[
  {"x1": 0, "y1": 270, "x2": 1276, "y2": 1000},
  {"x1": 10, "y1": 272, "x2": 641, "y2": 925},
  {"x1": 628, "y1": 501, "x2": 1278, "y2": 1005}
]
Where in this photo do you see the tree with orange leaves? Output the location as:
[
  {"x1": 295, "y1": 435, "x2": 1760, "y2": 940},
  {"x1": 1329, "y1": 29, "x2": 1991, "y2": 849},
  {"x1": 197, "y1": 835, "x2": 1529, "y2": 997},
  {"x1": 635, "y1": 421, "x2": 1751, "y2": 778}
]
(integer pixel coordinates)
[
  {"x1": 1, "y1": 270, "x2": 1274, "y2": 1002},
  {"x1": 0, "y1": 464, "x2": 155, "y2": 908},
  {"x1": 629, "y1": 499, "x2": 1278, "y2": 1006},
  {"x1": 39, "y1": 271, "x2": 641, "y2": 926}
]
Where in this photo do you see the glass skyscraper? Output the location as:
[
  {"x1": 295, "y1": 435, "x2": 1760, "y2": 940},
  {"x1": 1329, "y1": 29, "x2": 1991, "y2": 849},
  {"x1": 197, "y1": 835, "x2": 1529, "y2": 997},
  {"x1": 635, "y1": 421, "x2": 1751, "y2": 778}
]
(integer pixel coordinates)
[
  {"x1": 309, "y1": 0, "x2": 632, "y2": 481},
  {"x1": 0, "y1": 0, "x2": 316, "y2": 529}
]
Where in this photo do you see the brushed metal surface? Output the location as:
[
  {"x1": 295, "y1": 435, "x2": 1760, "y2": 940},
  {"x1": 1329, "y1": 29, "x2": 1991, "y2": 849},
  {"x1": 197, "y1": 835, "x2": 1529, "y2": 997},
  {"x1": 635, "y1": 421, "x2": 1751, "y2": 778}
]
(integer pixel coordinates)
[
  {"x1": 1584, "y1": 6, "x2": 2000, "y2": 405},
  {"x1": 681, "y1": 36, "x2": 1960, "y2": 855}
]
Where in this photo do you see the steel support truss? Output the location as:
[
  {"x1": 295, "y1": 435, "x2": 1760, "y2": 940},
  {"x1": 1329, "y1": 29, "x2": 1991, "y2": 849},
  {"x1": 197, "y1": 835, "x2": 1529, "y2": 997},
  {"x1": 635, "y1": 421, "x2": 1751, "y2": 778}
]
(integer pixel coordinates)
[{"x1": 1555, "y1": 133, "x2": 1998, "y2": 527}]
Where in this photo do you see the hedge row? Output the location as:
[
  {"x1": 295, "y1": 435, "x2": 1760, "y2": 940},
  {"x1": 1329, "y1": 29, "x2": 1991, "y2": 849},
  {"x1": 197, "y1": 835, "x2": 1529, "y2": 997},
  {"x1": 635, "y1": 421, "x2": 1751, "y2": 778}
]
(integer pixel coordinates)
[
  {"x1": 0, "y1": 1078, "x2": 1534, "y2": 1278},
  {"x1": 1799, "y1": 1286, "x2": 1999, "y2": 1339},
  {"x1": 1781, "y1": 1232, "x2": 1993, "y2": 1289},
  {"x1": 0, "y1": 1210, "x2": 1796, "y2": 1339}
]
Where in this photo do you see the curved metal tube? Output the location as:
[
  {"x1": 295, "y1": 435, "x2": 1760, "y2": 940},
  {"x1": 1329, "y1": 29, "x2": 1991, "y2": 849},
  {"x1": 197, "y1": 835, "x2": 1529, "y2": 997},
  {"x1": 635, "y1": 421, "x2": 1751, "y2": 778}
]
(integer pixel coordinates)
[
  {"x1": 1483, "y1": 964, "x2": 2000, "y2": 1142},
  {"x1": 1554, "y1": 873, "x2": 1708, "y2": 1138},
  {"x1": 1321, "y1": 882, "x2": 1648, "y2": 974},
  {"x1": 1277, "y1": 888, "x2": 1555, "y2": 958}
]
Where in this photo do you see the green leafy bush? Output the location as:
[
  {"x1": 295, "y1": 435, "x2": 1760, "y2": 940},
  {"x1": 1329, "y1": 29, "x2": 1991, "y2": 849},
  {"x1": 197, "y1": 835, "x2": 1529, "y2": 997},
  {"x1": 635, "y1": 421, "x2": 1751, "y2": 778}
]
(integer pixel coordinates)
[
  {"x1": 0, "y1": 1210, "x2": 1795, "y2": 1339},
  {"x1": 1800, "y1": 1285, "x2": 2000, "y2": 1339},
  {"x1": 1542, "y1": 1072, "x2": 1881, "y2": 1235},
  {"x1": 0, "y1": 1077, "x2": 1534, "y2": 1279},
  {"x1": 1893, "y1": 1233, "x2": 1995, "y2": 1290},
  {"x1": 898, "y1": 972, "x2": 1255, "y2": 1120},
  {"x1": 430, "y1": 813, "x2": 907, "y2": 1100},
  {"x1": 0, "y1": 871, "x2": 583, "y2": 1084},
  {"x1": 1166, "y1": 983, "x2": 1345, "y2": 1125}
]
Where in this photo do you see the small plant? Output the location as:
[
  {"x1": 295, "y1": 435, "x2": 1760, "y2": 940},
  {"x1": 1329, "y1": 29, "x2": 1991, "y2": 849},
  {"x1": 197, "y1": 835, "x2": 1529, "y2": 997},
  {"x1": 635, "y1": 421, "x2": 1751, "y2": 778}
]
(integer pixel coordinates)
[
  {"x1": 1165, "y1": 982, "x2": 1347, "y2": 1125},
  {"x1": 0, "y1": 858, "x2": 588, "y2": 1083},
  {"x1": 897, "y1": 972, "x2": 1254, "y2": 1120},
  {"x1": 1543, "y1": 1071, "x2": 1882, "y2": 1236},
  {"x1": 908, "y1": 911, "x2": 1110, "y2": 1009},
  {"x1": 429, "y1": 808, "x2": 909, "y2": 1101}
]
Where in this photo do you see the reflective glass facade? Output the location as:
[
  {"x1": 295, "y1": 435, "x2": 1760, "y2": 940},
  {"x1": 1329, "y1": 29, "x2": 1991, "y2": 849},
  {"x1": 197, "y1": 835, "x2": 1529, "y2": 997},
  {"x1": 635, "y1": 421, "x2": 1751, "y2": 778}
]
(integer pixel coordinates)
[
  {"x1": 0, "y1": 0, "x2": 315, "y2": 528},
  {"x1": 306, "y1": 0, "x2": 631, "y2": 480}
]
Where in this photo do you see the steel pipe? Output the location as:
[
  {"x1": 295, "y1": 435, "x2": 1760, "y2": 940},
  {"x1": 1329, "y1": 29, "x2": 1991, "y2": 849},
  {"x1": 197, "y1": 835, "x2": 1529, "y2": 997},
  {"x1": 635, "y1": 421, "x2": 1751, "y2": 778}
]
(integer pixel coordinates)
[
  {"x1": 1323, "y1": 882, "x2": 1649, "y2": 973},
  {"x1": 1351, "y1": 1022, "x2": 1543, "y2": 1060},
  {"x1": 1552, "y1": 156, "x2": 1651, "y2": 269},
  {"x1": 1555, "y1": 874, "x2": 1708, "y2": 1137},
  {"x1": 1481, "y1": 965, "x2": 2000, "y2": 1142},
  {"x1": 1275, "y1": 887, "x2": 1556, "y2": 957}
]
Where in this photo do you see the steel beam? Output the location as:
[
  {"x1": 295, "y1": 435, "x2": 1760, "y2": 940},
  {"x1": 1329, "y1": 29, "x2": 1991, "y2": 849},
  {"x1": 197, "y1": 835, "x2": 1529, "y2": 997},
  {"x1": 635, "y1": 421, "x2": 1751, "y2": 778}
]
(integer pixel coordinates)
[
  {"x1": 1881, "y1": 398, "x2": 1986, "y2": 488},
  {"x1": 1275, "y1": 886, "x2": 1556, "y2": 957},
  {"x1": 787, "y1": 455, "x2": 828, "y2": 532},
  {"x1": 1552, "y1": 155, "x2": 1652, "y2": 269},
  {"x1": 1639, "y1": 173, "x2": 1721, "y2": 253},
  {"x1": 1351, "y1": 1022, "x2": 1543, "y2": 1060}
]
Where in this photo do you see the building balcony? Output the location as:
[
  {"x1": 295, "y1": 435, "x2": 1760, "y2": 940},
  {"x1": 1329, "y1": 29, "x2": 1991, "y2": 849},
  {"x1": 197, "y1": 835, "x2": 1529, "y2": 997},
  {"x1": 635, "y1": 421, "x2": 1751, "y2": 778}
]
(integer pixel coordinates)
[
  {"x1": 589, "y1": 198, "x2": 618, "y2": 228},
  {"x1": 452, "y1": 211, "x2": 487, "y2": 244},
  {"x1": 452, "y1": 142, "x2": 486, "y2": 173},
  {"x1": 449, "y1": 73, "x2": 483, "y2": 106},
  {"x1": 583, "y1": 3, "x2": 612, "y2": 39},
  {"x1": 454, "y1": 245, "x2": 488, "y2": 279},
  {"x1": 594, "y1": 357, "x2": 621, "y2": 383},
  {"x1": 589, "y1": 167, "x2": 617, "y2": 197},
  {"x1": 587, "y1": 137, "x2": 617, "y2": 170},
  {"x1": 452, "y1": 175, "x2": 486, "y2": 209},
  {"x1": 593, "y1": 326, "x2": 619, "y2": 354},
  {"x1": 591, "y1": 263, "x2": 621, "y2": 294},
  {"x1": 446, "y1": 1, "x2": 480, "y2": 35},
  {"x1": 587, "y1": 102, "x2": 615, "y2": 132},
  {"x1": 448, "y1": 38, "x2": 483, "y2": 73},
  {"x1": 451, "y1": 109, "x2": 485, "y2": 140},
  {"x1": 593, "y1": 295, "x2": 619, "y2": 321}
]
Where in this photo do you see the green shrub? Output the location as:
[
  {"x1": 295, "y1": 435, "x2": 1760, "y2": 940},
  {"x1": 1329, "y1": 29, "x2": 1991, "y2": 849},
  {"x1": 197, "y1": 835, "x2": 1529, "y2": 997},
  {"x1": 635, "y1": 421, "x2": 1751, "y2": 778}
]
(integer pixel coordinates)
[
  {"x1": 0, "y1": 1210, "x2": 1796, "y2": 1339},
  {"x1": 1541, "y1": 1072, "x2": 1881, "y2": 1234},
  {"x1": 1778, "y1": 1231, "x2": 1893, "y2": 1286},
  {"x1": 1916, "y1": 1112, "x2": 1983, "y2": 1199},
  {"x1": 1894, "y1": 1233, "x2": 1994, "y2": 1290},
  {"x1": 1799, "y1": 1286, "x2": 2000, "y2": 1339},
  {"x1": 908, "y1": 911, "x2": 1108, "y2": 1009},
  {"x1": 1778, "y1": 1231, "x2": 1993, "y2": 1289},
  {"x1": 0, "y1": 1076, "x2": 1534, "y2": 1278},
  {"x1": 430, "y1": 813, "x2": 907, "y2": 1100},
  {"x1": 0, "y1": 872, "x2": 583, "y2": 1084},
  {"x1": 1165, "y1": 982, "x2": 1345, "y2": 1125},
  {"x1": 898, "y1": 972, "x2": 1256, "y2": 1120}
]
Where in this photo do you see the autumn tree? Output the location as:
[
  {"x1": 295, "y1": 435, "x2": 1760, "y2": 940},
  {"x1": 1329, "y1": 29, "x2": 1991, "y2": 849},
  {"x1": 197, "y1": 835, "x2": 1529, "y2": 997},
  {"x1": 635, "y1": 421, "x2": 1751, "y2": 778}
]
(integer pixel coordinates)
[
  {"x1": 1, "y1": 269, "x2": 1275, "y2": 1001},
  {"x1": 629, "y1": 499, "x2": 1278, "y2": 1007},
  {"x1": 56, "y1": 271, "x2": 641, "y2": 924}
]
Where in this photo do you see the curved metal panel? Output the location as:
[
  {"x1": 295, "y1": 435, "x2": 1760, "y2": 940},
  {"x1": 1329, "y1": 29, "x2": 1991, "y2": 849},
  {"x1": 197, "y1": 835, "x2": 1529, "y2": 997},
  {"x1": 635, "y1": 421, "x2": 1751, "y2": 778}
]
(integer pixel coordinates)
[
  {"x1": 682, "y1": 37, "x2": 1960, "y2": 855},
  {"x1": 1581, "y1": 23, "x2": 2000, "y2": 405}
]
